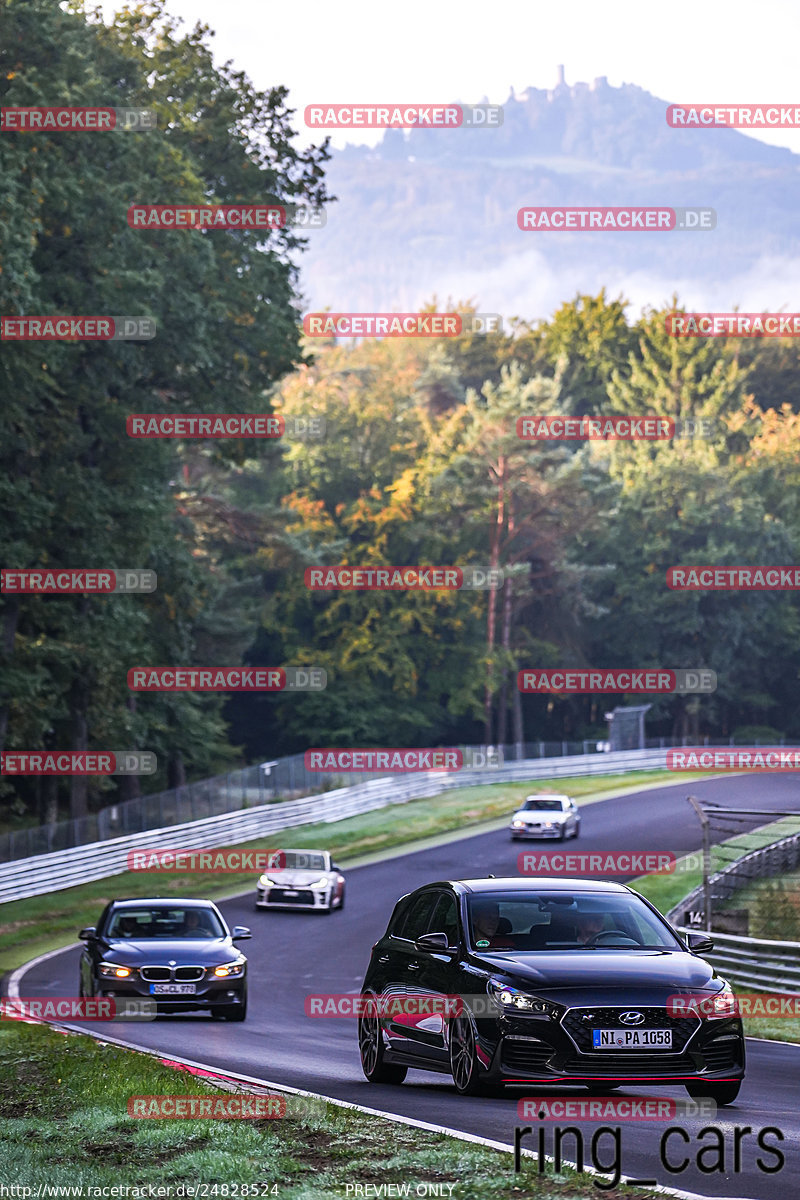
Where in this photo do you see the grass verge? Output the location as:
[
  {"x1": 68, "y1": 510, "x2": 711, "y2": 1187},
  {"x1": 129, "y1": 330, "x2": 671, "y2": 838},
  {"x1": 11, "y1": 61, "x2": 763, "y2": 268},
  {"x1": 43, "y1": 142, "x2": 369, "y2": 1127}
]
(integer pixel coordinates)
[
  {"x1": 0, "y1": 769, "x2": 704, "y2": 976},
  {"x1": 0, "y1": 1019, "x2": 663, "y2": 1198}
]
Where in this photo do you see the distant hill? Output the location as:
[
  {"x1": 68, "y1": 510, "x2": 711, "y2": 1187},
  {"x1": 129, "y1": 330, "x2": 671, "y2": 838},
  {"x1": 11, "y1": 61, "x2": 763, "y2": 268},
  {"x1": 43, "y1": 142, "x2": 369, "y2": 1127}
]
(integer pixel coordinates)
[{"x1": 299, "y1": 74, "x2": 800, "y2": 321}]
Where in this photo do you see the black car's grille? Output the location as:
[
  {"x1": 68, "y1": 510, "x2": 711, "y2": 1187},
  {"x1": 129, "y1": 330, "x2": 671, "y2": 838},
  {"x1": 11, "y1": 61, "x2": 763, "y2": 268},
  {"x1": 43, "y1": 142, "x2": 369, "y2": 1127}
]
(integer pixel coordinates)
[
  {"x1": 268, "y1": 889, "x2": 314, "y2": 904},
  {"x1": 501, "y1": 1038, "x2": 554, "y2": 1072},
  {"x1": 702, "y1": 1038, "x2": 742, "y2": 1072},
  {"x1": 561, "y1": 1052, "x2": 698, "y2": 1076},
  {"x1": 562, "y1": 1007, "x2": 699, "y2": 1053},
  {"x1": 140, "y1": 966, "x2": 171, "y2": 982},
  {"x1": 175, "y1": 966, "x2": 205, "y2": 982}
]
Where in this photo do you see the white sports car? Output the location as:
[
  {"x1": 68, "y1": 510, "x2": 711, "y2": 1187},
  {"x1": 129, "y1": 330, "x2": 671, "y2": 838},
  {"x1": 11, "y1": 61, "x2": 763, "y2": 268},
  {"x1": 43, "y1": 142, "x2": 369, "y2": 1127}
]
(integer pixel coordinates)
[
  {"x1": 509, "y1": 793, "x2": 580, "y2": 840},
  {"x1": 255, "y1": 849, "x2": 345, "y2": 912}
]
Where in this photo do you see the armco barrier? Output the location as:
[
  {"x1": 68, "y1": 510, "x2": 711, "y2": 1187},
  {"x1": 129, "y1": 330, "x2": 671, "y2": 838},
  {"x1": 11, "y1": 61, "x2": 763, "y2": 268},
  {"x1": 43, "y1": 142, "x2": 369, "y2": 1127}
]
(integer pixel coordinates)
[
  {"x1": 667, "y1": 829, "x2": 800, "y2": 994},
  {"x1": 672, "y1": 927, "x2": 800, "y2": 995},
  {"x1": 2, "y1": 734, "x2": 734, "y2": 862},
  {"x1": 0, "y1": 748, "x2": 669, "y2": 904},
  {"x1": 669, "y1": 830, "x2": 800, "y2": 920}
]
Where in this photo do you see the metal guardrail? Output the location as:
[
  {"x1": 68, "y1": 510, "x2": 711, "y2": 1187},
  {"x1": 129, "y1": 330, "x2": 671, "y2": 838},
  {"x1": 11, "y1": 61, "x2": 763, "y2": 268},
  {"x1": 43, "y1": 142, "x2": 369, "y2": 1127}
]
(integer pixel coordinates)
[
  {"x1": 0, "y1": 747, "x2": 670, "y2": 904},
  {"x1": 671, "y1": 831, "x2": 800, "y2": 917},
  {"x1": 2, "y1": 734, "x2": 749, "y2": 862},
  {"x1": 673, "y1": 926, "x2": 800, "y2": 994},
  {"x1": 668, "y1": 831, "x2": 800, "y2": 994}
]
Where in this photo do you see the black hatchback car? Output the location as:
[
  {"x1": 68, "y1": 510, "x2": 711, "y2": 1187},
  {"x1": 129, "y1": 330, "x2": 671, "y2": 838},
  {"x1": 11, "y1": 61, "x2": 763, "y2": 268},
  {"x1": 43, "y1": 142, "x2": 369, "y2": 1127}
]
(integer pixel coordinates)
[
  {"x1": 358, "y1": 878, "x2": 745, "y2": 1103},
  {"x1": 79, "y1": 898, "x2": 251, "y2": 1020}
]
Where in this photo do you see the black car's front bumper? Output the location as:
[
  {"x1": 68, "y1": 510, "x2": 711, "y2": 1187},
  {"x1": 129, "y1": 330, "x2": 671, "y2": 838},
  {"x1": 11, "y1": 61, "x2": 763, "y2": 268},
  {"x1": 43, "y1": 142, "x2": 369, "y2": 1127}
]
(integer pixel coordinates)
[{"x1": 475, "y1": 1005, "x2": 745, "y2": 1086}]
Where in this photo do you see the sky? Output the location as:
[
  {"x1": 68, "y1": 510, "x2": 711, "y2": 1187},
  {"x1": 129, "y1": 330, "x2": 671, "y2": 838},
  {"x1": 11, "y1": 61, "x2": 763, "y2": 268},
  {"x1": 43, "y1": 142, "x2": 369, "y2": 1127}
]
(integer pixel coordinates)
[
  {"x1": 91, "y1": 0, "x2": 800, "y2": 317},
  {"x1": 98, "y1": 0, "x2": 800, "y2": 153}
]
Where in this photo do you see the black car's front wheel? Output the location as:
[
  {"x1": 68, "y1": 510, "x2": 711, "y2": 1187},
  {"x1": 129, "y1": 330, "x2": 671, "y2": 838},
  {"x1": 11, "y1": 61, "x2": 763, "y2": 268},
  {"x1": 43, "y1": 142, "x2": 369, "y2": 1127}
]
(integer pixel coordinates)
[
  {"x1": 685, "y1": 1080, "x2": 741, "y2": 1105},
  {"x1": 449, "y1": 1013, "x2": 489, "y2": 1095},
  {"x1": 358, "y1": 1001, "x2": 407, "y2": 1084}
]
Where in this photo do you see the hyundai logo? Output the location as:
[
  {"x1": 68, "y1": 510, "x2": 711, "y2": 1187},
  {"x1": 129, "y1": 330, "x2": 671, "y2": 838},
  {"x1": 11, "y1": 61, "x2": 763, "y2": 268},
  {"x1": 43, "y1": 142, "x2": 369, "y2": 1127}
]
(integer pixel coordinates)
[{"x1": 619, "y1": 1011, "x2": 645, "y2": 1025}]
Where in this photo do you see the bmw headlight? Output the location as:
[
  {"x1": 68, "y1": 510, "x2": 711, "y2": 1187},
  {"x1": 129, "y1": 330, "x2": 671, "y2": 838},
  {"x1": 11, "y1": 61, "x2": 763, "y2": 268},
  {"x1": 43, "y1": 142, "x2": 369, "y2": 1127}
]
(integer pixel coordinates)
[
  {"x1": 511, "y1": 820, "x2": 525, "y2": 828},
  {"x1": 99, "y1": 962, "x2": 134, "y2": 978},
  {"x1": 213, "y1": 959, "x2": 246, "y2": 978},
  {"x1": 488, "y1": 979, "x2": 560, "y2": 1017}
]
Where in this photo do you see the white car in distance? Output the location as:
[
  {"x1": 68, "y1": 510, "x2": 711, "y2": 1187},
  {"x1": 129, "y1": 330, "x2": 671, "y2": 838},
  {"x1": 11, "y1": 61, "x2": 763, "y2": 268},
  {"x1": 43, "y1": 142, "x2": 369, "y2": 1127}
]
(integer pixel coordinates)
[
  {"x1": 255, "y1": 849, "x2": 345, "y2": 912},
  {"x1": 509, "y1": 793, "x2": 580, "y2": 841}
]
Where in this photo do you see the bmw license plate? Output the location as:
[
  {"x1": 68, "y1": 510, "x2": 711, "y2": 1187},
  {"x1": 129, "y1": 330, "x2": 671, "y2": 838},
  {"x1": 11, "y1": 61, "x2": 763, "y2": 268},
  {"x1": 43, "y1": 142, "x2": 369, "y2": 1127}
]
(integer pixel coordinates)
[
  {"x1": 150, "y1": 983, "x2": 196, "y2": 994},
  {"x1": 593, "y1": 1028, "x2": 671, "y2": 1049}
]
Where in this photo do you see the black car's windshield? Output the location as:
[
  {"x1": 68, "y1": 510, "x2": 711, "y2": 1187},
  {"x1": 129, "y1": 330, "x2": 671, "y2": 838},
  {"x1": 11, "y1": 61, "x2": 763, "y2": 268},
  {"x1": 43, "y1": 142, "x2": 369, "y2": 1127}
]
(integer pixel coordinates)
[
  {"x1": 106, "y1": 908, "x2": 225, "y2": 939},
  {"x1": 466, "y1": 891, "x2": 681, "y2": 952},
  {"x1": 522, "y1": 798, "x2": 565, "y2": 811}
]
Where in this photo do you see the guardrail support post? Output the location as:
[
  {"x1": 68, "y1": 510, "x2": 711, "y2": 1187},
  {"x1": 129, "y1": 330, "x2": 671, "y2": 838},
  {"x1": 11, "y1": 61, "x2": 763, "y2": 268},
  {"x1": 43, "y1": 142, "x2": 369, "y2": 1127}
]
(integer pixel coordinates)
[{"x1": 686, "y1": 794, "x2": 712, "y2": 932}]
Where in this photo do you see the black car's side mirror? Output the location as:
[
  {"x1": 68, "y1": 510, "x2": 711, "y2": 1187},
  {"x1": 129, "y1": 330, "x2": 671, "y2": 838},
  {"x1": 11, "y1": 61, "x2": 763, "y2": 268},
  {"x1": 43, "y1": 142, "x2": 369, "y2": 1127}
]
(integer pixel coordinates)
[
  {"x1": 416, "y1": 931, "x2": 456, "y2": 954},
  {"x1": 78, "y1": 927, "x2": 97, "y2": 941},
  {"x1": 686, "y1": 932, "x2": 714, "y2": 953},
  {"x1": 231, "y1": 926, "x2": 252, "y2": 941}
]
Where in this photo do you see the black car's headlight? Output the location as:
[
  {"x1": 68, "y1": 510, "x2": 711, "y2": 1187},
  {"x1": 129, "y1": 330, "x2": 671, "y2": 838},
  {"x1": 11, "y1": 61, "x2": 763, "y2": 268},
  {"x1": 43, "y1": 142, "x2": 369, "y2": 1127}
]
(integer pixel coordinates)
[
  {"x1": 213, "y1": 959, "x2": 246, "y2": 978},
  {"x1": 700, "y1": 983, "x2": 737, "y2": 1019},
  {"x1": 98, "y1": 962, "x2": 135, "y2": 979},
  {"x1": 488, "y1": 979, "x2": 561, "y2": 1017}
]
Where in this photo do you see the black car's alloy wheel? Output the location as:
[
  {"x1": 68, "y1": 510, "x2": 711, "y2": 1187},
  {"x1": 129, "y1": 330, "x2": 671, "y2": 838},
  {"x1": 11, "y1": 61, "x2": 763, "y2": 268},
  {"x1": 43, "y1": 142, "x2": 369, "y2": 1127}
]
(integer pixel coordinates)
[
  {"x1": 449, "y1": 1013, "x2": 487, "y2": 1095},
  {"x1": 358, "y1": 1000, "x2": 407, "y2": 1084}
]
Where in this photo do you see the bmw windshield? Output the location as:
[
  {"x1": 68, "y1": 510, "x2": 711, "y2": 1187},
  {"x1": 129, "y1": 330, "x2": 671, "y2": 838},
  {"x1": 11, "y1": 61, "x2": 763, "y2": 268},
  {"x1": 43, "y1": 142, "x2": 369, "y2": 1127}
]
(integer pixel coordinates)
[{"x1": 105, "y1": 907, "x2": 226, "y2": 939}]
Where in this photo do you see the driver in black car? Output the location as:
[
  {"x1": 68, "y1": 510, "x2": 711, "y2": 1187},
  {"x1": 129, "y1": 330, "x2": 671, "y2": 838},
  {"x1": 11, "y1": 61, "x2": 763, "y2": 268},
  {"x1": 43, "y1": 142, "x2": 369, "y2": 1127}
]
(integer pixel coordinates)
[
  {"x1": 575, "y1": 910, "x2": 606, "y2": 944},
  {"x1": 471, "y1": 900, "x2": 516, "y2": 949}
]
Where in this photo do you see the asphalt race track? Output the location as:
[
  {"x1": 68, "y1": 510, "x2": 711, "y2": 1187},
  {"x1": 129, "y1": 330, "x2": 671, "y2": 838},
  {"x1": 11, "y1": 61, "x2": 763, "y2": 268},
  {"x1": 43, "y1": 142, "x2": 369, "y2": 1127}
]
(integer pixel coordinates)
[{"x1": 14, "y1": 774, "x2": 800, "y2": 1199}]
